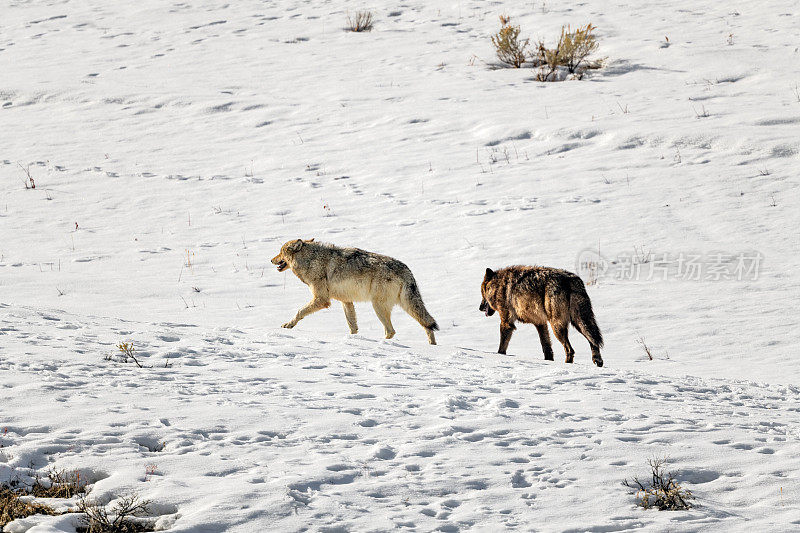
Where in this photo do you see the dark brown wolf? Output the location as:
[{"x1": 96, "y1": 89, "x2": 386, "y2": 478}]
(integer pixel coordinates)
[{"x1": 479, "y1": 266, "x2": 604, "y2": 367}]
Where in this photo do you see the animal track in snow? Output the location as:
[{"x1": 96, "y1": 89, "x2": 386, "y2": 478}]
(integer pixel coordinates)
[{"x1": 2, "y1": 305, "x2": 800, "y2": 531}]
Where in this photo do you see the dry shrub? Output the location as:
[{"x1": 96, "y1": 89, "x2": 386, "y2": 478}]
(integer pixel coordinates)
[
  {"x1": 535, "y1": 23, "x2": 600, "y2": 81},
  {"x1": 347, "y1": 11, "x2": 374, "y2": 32},
  {"x1": 105, "y1": 342, "x2": 146, "y2": 368},
  {"x1": 560, "y1": 24, "x2": 599, "y2": 73},
  {"x1": 635, "y1": 336, "x2": 653, "y2": 361},
  {"x1": 0, "y1": 468, "x2": 157, "y2": 532},
  {"x1": 1, "y1": 487, "x2": 59, "y2": 528},
  {"x1": 624, "y1": 458, "x2": 694, "y2": 510},
  {"x1": 31, "y1": 468, "x2": 87, "y2": 498},
  {"x1": 491, "y1": 15, "x2": 529, "y2": 68},
  {"x1": 17, "y1": 162, "x2": 36, "y2": 189},
  {"x1": 535, "y1": 35, "x2": 563, "y2": 81},
  {"x1": 1, "y1": 468, "x2": 88, "y2": 527},
  {"x1": 77, "y1": 493, "x2": 154, "y2": 533}
]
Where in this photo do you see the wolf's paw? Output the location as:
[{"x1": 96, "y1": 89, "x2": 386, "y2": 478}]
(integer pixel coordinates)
[
  {"x1": 282, "y1": 322, "x2": 296, "y2": 329},
  {"x1": 384, "y1": 331, "x2": 395, "y2": 339}
]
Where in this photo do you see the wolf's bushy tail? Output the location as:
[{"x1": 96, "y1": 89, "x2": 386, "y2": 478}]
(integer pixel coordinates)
[
  {"x1": 569, "y1": 280, "x2": 603, "y2": 348},
  {"x1": 400, "y1": 280, "x2": 439, "y2": 331}
]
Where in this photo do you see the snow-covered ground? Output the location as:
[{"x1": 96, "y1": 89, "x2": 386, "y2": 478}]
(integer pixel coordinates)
[{"x1": 2, "y1": 0, "x2": 800, "y2": 531}]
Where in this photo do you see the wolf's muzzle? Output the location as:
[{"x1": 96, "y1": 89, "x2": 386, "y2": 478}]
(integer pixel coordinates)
[
  {"x1": 275, "y1": 260, "x2": 288, "y2": 272},
  {"x1": 479, "y1": 300, "x2": 495, "y2": 317}
]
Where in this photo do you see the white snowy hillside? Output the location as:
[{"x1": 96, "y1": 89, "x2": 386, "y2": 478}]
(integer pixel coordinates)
[{"x1": 2, "y1": 0, "x2": 800, "y2": 531}]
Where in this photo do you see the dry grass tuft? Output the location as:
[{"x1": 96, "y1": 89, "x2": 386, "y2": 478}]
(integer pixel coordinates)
[
  {"x1": 1, "y1": 468, "x2": 157, "y2": 531},
  {"x1": 347, "y1": 11, "x2": 374, "y2": 32},
  {"x1": 105, "y1": 341, "x2": 146, "y2": 368},
  {"x1": 636, "y1": 336, "x2": 653, "y2": 361},
  {"x1": 1, "y1": 467, "x2": 88, "y2": 528},
  {"x1": 17, "y1": 162, "x2": 36, "y2": 189},
  {"x1": 624, "y1": 458, "x2": 694, "y2": 510},
  {"x1": 30, "y1": 468, "x2": 87, "y2": 498},
  {"x1": 1, "y1": 487, "x2": 59, "y2": 528}
]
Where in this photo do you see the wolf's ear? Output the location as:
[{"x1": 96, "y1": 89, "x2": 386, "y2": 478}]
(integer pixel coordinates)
[
  {"x1": 289, "y1": 239, "x2": 304, "y2": 252},
  {"x1": 485, "y1": 268, "x2": 495, "y2": 280},
  {"x1": 305, "y1": 238, "x2": 315, "y2": 243}
]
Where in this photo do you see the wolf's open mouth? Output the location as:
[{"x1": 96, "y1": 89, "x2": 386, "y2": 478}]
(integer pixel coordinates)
[{"x1": 276, "y1": 260, "x2": 288, "y2": 272}]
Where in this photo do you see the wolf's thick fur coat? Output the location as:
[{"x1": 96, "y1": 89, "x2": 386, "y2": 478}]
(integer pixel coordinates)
[
  {"x1": 272, "y1": 239, "x2": 438, "y2": 344},
  {"x1": 480, "y1": 265, "x2": 604, "y2": 367}
]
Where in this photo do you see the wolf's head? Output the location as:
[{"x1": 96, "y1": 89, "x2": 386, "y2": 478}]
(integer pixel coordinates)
[
  {"x1": 271, "y1": 238, "x2": 315, "y2": 272},
  {"x1": 479, "y1": 267, "x2": 498, "y2": 317}
]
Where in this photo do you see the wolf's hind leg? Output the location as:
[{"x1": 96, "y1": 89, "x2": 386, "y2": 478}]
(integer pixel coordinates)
[
  {"x1": 423, "y1": 327, "x2": 436, "y2": 345},
  {"x1": 568, "y1": 285, "x2": 604, "y2": 367},
  {"x1": 590, "y1": 345, "x2": 603, "y2": 367},
  {"x1": 342, "y1": 302, "x2": 358, "y2": 334},
  {"x1": 372, "y1": 301, "x2": 396, "y2": 339},
  {"x1": 282, "y1": 296, "x2": 330, "y2": 328},
  {"x1": 535, "y1": 324, "x2": 554, "y2": 361},
  {"x1": 551, "y1": 321, "x2": 575, "y2": 363}
]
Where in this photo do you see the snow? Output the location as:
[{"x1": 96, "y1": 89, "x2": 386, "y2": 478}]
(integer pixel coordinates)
[{"x1": 2, "y1": 0, "x2": 800, "y2": 531}]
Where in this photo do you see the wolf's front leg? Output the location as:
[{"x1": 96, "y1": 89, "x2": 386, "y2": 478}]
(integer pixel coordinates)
[
  {"x1": 498, "y1": 322, "x2": 516, "y2": 354},
  {"x1": 535, "y1": 324, "x2": 554, "y2": 361},
  {"x1": 342, "y1": 302, "x2": 358, "y2": 334},
  {"x1": 282, "y1": 297, "x2": 331, "y2": 328}
]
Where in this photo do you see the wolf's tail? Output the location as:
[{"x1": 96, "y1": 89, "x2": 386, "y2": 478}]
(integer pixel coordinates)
[
  {"x1": 569, "y1": 280, "x2": 603, "y2": 348},
  {"x1": 400, "y1": 280, "x2": 439, "y2": 331}
]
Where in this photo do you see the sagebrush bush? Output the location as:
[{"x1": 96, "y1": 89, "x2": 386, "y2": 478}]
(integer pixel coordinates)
[
  {"x1": 559, "y1": 24, "x2": 599, "y2": 73},
  {"x1": 624, "y1": 458, "x2": 694, "y2": 511},
  {"x1": 535, "y1": 23, "x2": 600, "y2": 81},
  {"x1": 77, "y1": 493, "x2": 154, "y2": 533},
  {"x1": 491, "y1": 16, "x2": 529, "y2": 68},
  {"x1": 535, "y1": 38, "x2": 562, "y2": 81},
  {"x1": 347, "y1": 11, "x2": 374, "y2": 32}
]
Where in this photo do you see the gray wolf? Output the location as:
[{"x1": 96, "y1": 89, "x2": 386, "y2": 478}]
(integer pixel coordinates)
[
  {"x1": 271, "y1": 239, "x2": 438, "y2": 344},
  {"x1": 479, "y1": 266, "x2": 603, "y2": 366}
]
